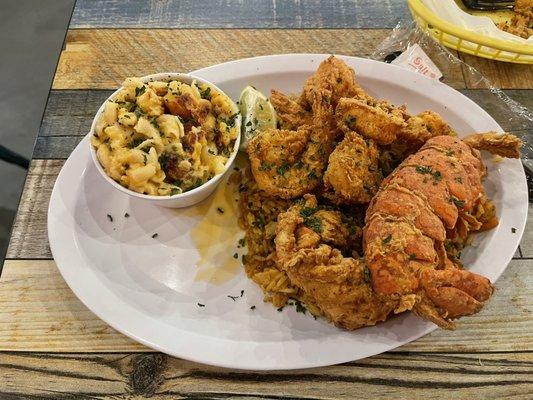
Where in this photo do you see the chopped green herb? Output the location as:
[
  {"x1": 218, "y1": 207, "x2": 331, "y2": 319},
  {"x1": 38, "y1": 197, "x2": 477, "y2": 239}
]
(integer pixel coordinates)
[
  {"x1": 295, "y1": 301, "x2": 307, "y2": 314},
  {"x1": 446, "y1": 149, "x2": 454, "y2": 156},
  {"x1": 454, "y1": 177, "x2": 463, "y2": 184},
  {"x1": 124, "y1": 213, "x2": 130, "y2": 218},
  {"x1": 452, "y1": 198, "x2": 465, "y2": 208},
  {"x1": 277, "y1": 307, "x2": 284, "y2": 312},
  {"x1": 511, "y1": 227, "x2": 516, "y2": 233},
  {"x1": 240, "y1": 290, "x2": 244, "y2": 297},
  {"x1": 151, "y1": 233, "x2": 158, "y2": 239},
  {"x1": 303, "y1": 215, "x2": 323, "y2": 234},
  {"x1": 200, "y1": 86, "x2": 211, "y2": 99},
  {"x1": 224, "y1": 112, "x2": 239, "y2": 127},
  {"x1": 233, "y1": 253, "x2": 238, "y2": 259},
  {"x1": 197, "y1": 303, "x2": 205, "y2": 307},
  {"x1": 277, "y1": 163, "x2": 290, "y2": 176},
  {"x1": 245, "y1": 121, "x2": 252, "y2": 127},
  {"x1": 409, "y1": 254, "x2": 416, "y2": 260},
  {"x1": 135, "y1": 85, "x2": 146, "y2": 97},
  {"x1": 299, "y1": 207, "x2": 317, "y2": 218},
  {"x1": 143, "y1": 154, "x2": 148, "y2": 165},
  {"x1": 170, "y1": 188, "x2": 181, "y2": 196},
  {"x1": 238, "y1": 238, "x2": 246, "y2": 247},
  {"x1": 127, "y1": 137, "x2": 144, "y2": 149},
  {"x1": 241, "y1": 254, "x2": 247, "y2": 264},
  {"x1": 415, "y1": 165, "x2": 432, "y2": 174},
  {"x1": 227, "y1": 294, "x2": 239, "y2": 301},
  {"x1": 217, "y1": 207, "x2": 224, "y2": 214},
  {"x1": 308, "y1": 170, "x2": 318, "y2": 180},
  {"x1": 252, "y1": 214, "x2": 265, "y2": 229},
  {"x1": 363, "y1": 266, "x2": 372, "y2": 284},
  {"x1": 250, "y1": 305, "x2": 256, "y2": 310},
  {"x1": 382, "y1": 234, "x2": 392, "y2": 244},
  {"x1": 294, "y1": 160, "x2": 304, "y2": 169},
  {"x1": 432, "y1": 170, "x2": 442, "y2": 182},
  {"x1": 345, "y1": 115, "x2": 357, "y2": 127},
  {"x1": 258, "y1": 161, "x2": 273, "y2": 171},
  {"x1": 106, "y1": 214, "x2": 113, "y2": 222}
]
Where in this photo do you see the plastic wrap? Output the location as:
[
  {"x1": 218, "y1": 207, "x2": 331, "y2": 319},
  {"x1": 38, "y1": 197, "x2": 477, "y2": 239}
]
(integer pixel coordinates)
[{"x1": 371, "y1": 20, "x2": 533, "y2": 197}]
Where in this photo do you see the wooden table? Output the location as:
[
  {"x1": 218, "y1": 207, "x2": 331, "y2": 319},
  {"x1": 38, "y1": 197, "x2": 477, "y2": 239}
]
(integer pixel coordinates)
[{"x1": 1, "y1": 1, "x2": 532, "y2": 398}]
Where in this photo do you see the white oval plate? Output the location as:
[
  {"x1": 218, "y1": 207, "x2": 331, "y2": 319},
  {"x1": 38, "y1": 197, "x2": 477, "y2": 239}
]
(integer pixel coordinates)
[{"x1": 48, "y1": 54, "x2": 528, "y2": 370}]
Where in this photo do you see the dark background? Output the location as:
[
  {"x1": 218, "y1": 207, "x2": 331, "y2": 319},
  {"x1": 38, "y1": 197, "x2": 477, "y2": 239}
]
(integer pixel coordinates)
[{"x1": 0, "y1": 0, "x2": 75, "y2": 266}]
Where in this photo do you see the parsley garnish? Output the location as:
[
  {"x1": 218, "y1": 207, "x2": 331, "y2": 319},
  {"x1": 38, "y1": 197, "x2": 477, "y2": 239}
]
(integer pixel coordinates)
[
  {"x1": 106, "y1": 214, "x2": 113, "y2": 222},
  {"x1": 308, "y1": 170, "x2": 318, "y2": 180},
  {"x1": 124, "y1": 213, "x2": 130, "y2": 218},
  {"x1": 224, "y1": 112, "x2": 239, "y2": 127},
  {"x1": 258, "y1": 161, "x2": 273, "y2": 171},
  {"x1": 511, "y1": 227, "x2": 516, "y2": 233},
  {"x1": 200, "y1": 86, "x2": 211, "y2": 99},
  {"x1": 299, "y1": 207, "x2": 317, "y2": 218},
  {"x1": 452, "y1": 198, "x2": 465, "y2": 208},
  {"x1": 382, "y1": 234, "x2": 392, "y2": 244},
  {"x1": 128, "y1": 137, "x2": 144, "y2": 149},
  {"x1": 151, "y1": 233, "x2": 158, "y2": 239},
  {"x1": 217, "y1": 207, "x2": 224, "y2": 214},
  {"x1": 295, "y1": 301, "x2": 307, "y2": 315},
  {"x1": 415, "y1": 165, "x2": 441, "y2": 183},
  {"x1": 233, "y1": 253, "x2": 238, "y2": 259},
  {"x1": 227, "y1": 294, "x2": 239, "y2": 302},
  {"x1": 277, "y1": 307, "x2": 284, "y2": 312},
  {"x1": 135, "y1": 85, "x2": 146, "y2": 97},
  {"x1": 197, "y1": 303, "x2": 205, "y2": 307},
  {"x1": 303, "y1": 215, "x2": 323, "y2": 234},
  {"x1": 250, "y1": 305, "x2": 256, "y2": 310},
  {"x1": 409, "y1": 254, "x2": 416, "y2": 260},
  {"x1": 345, "y1": 115, "x2": 357, "y2": 127},
  {"x1": 276, "y1": 163, "x2": 290, "y2": 176},
  {"x1": 363, "y1": 266, "x2": 372, "y2": 283}
]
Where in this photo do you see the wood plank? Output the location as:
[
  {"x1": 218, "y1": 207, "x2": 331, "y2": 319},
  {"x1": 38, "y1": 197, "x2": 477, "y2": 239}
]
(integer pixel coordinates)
[
  {"x1": 71, "y1": 0, "x2": 408, "y2": 29},
  {"x1": 0, "y1": 259, "x2": 531, "y2": 353},
  {"x1": 0, "y1": 351, "x2": 531, "y2": 399},
  {"x1": 52, "y1": 29, "x2": 466, "y2": 90},
  {"x1": 0, "y1": 259, "x2": 146, "y2": 353},
  {"x1": 5, "y1": 160, "x2": 62, "y2": 260},
  {"x1": 460, "y1": 53, "x2": 533, "y2": 90}
]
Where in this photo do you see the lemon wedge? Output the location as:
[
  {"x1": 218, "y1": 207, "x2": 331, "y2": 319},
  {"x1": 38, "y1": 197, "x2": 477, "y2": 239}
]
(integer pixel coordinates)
[{"x1": 238, "y1": 85, "x2": 277, "y2": 149}]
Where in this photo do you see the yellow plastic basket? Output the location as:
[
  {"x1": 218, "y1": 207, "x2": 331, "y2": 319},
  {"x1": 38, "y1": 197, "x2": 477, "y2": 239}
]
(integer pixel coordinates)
[{"x1": 408, "y1": 0, "x2": 533, "y2": 64}]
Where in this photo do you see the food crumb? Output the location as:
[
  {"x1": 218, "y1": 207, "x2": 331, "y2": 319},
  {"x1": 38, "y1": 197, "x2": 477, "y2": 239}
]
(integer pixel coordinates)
[
  {"x1": 250, "y1": 305, "x2": 256, "y2": 310},
  {"x1": 197, "y1": 303, "x2": 205, "y2": 307},
  {"x1": 512, "y1": 227, "x2": 516, "y2": 233},
  {"x1": 233, "y1": 253, "x2": 238, "y2": 259},
  {"x1": 106, "y1": 214, "x2": 113, "y2": 222},
  {"x1": 124, "y1": 213, "x2": 130, "y2": 218},
  {"x1": 151, "y1": 233, "x2": 159, "y2": 238},
  {"x1": 217, "y1": 207, "x2": 224, "y2": 214}
]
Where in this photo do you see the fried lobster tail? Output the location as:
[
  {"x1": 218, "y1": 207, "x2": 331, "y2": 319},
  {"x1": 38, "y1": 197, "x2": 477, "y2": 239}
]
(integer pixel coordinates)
[{"x1": 363, "y1": 133, "x2": 522, "y2": 329}]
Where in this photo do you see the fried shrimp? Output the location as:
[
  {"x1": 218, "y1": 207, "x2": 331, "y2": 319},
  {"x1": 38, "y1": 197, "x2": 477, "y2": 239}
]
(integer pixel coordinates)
[
  {"x1": 335, "y1": 98, "x2": 406, "y2": 145},
  {"x1": 323, "y1": 132, "x2": 382, "y2": 204},
  {"x1": 246, "y1": 125, "x2": 329, "y2": 198},
  {"x1": 270, "y1": 89, "x2": 313, "y2": 130},
  {"x1": 275, "y1": 195, "x2": 396, "y2": 330},
  {"x1": 300, "y1": 55, "x2": 371, "y2": 112}
]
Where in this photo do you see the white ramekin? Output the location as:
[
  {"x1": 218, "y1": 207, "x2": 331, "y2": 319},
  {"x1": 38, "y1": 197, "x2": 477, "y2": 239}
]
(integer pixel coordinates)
[{"x1": 88, "y1": 73, "x2": 241, "y2": 208}]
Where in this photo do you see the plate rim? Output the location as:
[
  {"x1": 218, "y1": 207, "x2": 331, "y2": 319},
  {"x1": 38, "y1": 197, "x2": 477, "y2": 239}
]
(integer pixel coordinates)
[{"x1": 47, "y1": 54, "x2": 528, "y2": 370}]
